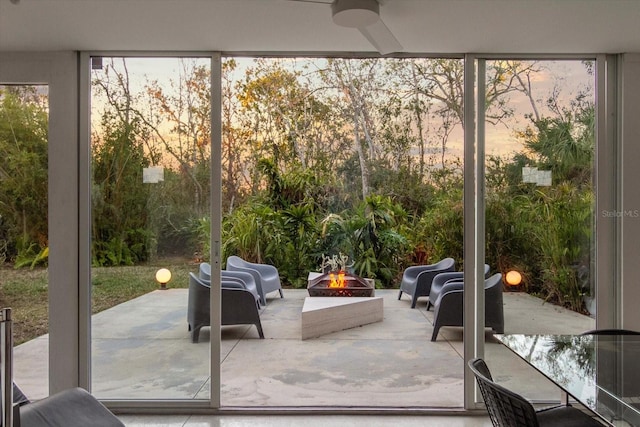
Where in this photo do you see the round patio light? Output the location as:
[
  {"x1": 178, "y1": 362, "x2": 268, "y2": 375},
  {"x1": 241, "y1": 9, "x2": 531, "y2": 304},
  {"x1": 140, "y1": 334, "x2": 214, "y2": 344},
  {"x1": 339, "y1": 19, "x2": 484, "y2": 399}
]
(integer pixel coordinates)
[
  {"x1": 156, "y1": 268, "x2": 172, "y2": 290},
  {"x1": 505, "y1": 270, "x2": 522, "y2": 287}
]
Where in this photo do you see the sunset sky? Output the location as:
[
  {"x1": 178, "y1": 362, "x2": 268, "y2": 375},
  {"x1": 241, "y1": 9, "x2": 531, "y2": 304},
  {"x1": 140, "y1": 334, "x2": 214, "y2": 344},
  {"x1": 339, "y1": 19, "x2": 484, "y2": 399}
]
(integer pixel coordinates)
[{"x1": 91, "y1": 56, "x2": 594, "y2": 165}]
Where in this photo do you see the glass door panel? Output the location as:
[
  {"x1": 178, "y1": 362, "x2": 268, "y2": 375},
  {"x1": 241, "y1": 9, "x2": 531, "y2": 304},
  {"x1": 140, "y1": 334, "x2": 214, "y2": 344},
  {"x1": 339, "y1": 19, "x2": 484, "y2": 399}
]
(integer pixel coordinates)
[
  {"x1": 89, "y1": 57, "x2": 211, "y2": 399},
  {"x1": 482, "y1": 59, "x2": 596, "y2": 403},
  {"x1": 218, "y1": 56, "x2": 467, "y2": 408},
  {"x1": 0, "y1": 84, "x2": 50, "y2": 400}
]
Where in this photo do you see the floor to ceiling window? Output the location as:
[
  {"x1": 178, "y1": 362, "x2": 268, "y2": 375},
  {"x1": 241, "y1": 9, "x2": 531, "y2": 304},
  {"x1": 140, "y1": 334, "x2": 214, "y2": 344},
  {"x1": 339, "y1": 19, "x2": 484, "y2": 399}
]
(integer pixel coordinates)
[
  {"x1": 89, "y1": 56, "x2": 213, "y2": 400},
  {"x1": 0, "y1": 84, "x2": 50, "y2": 400},
  {"x1": 0, "y1": 51, "x2": 602, "y2": 412},
  {"x1": 1, "y1": 52, "x2": 80, "y2": 397},
  {"x1": 217, "y1": 56, "x2": 473, "y2": 407},
  {"x1": 475, "y1": 58, "x2": 599, "y2": 406},
  {"x1": 78, "y1": 53, "x2": 607, "y2": 410}
]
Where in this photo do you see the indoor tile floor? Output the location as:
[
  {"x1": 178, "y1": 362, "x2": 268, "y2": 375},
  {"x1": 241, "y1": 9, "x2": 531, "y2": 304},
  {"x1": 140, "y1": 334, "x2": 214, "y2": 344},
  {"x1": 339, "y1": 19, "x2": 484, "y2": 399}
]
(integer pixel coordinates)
[{"x1": 117, "y1": 414, "x2": 493, "y2": 426}]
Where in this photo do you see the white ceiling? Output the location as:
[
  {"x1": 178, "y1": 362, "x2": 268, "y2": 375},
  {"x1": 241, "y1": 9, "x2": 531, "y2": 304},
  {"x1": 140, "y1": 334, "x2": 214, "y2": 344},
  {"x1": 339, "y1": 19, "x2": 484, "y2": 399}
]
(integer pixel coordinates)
[{"x1": 1, "y1": 0, "x2": 639, "y2": 54}]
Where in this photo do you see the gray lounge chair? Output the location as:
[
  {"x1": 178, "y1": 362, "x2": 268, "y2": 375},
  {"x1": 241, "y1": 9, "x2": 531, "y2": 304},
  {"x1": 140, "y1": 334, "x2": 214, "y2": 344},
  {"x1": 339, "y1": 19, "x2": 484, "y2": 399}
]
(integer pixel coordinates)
[
  {"x1": 0, "y1": 307, "x2": 125, "y2": 427},
  {"x1": 19, "y1": 387, "x2": 126, "y2": 427},
  {"x1": 426, "y1": 264, "x2": 490, "y2": 311},
  {"x1": 199, "y1": 262, "x2": 211, "y2": 281},
  {"x1": 199, "y1": 262, "x2": 262, "y2": 307},
  {"x1": 222, "y1": 271, "x2": 263, "y2": 307},
  {"x1": 398, "y1": 257, "x2": 455, "y2": 308},
  {"x1": 226, "y1": 255, "x2": 284, "y2": 305},
  {"x1": 187, "y1": 272, "x2": 264, "y2": 343},
  {"x1": 431, "y1": 273, "x2": 504, "y2": 341}
]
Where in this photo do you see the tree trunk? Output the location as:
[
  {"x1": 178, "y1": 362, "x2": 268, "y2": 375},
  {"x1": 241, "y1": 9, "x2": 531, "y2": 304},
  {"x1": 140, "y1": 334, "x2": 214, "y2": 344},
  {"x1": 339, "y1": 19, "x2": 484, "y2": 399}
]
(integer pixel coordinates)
[
  {"x1": 411, "y1": 64, "x2": 426, "y2": 178},
  {"x1": 353, "y1": 107, "x2": 369, "y2": 200}
]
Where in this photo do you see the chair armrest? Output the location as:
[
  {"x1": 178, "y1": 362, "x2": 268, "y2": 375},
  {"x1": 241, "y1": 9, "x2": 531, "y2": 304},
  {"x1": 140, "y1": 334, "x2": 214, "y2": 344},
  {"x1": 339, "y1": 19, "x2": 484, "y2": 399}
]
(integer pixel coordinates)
[
  {"x1": 432, "y1": 271, "x2": 464, "y2": 287},
  {"x1": 433, "y1": 287, "x2": 464, "y2": 312},
  {"x1": 415, "y1": 269, "x2": 442, "y2": 290},
  {"x1": 199, "y1": 262, "x2": 211, "y2": 281},
  {"x1": 221, "y1": 279, "x2": 245, "y2": 290},
  {"x1": 440, "y1": 281, "x2": 464, "y2": 295},
  {"x1": 404, "y1": 265, "x2": 436, "y2": 276},
  {"x1": 19, "y1": 388, "x2": 125, "y2": 427},
  {"x1": 251, "y1": 263, "x2": 278, "y2": 275}
]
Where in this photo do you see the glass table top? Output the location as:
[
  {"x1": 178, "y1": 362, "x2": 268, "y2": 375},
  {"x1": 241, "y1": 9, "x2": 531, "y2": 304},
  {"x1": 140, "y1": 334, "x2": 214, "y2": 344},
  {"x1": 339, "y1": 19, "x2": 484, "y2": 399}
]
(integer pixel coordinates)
[{"x1": 496, "y1": 334, "x2": 640, "y2": 426}]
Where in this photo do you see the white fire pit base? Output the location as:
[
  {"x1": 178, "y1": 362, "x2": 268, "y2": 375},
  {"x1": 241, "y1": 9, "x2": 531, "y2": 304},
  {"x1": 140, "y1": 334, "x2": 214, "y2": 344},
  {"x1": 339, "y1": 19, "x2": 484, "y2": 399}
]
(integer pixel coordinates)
[{"x1": 301, "y1": 296, "x2": 383, "y2": 340}]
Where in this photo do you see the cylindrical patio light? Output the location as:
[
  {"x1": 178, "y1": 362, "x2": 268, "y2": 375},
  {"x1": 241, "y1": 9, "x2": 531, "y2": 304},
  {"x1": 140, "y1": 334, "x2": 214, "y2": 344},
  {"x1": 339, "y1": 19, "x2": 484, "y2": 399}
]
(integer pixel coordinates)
[{"x1": 156, "y1": 268, "x2": 172, "y2": 290}]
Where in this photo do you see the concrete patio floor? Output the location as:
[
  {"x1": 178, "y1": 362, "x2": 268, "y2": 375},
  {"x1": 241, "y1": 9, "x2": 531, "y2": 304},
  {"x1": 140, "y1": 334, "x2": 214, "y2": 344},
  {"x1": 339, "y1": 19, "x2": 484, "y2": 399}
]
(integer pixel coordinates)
[{"x1": 14, "y1": 287, "x2": 594, "y2": 408}]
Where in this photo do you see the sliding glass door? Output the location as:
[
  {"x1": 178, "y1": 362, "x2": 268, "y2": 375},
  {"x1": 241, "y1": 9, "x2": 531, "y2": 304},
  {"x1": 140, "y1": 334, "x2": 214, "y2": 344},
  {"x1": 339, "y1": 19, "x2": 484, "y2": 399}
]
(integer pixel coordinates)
[
  {"x1": 88, "y1": 55, "x2": 216, "y2": 402},
  {"x1": 467, "y1": 56, "x2": 616, "y2": 409},
  {"x1": 77, "y1": 52, "x2": 616, "y2": 411},
  {"x1": 0, "y1": 83, "x2": 50, "y2": 400}
]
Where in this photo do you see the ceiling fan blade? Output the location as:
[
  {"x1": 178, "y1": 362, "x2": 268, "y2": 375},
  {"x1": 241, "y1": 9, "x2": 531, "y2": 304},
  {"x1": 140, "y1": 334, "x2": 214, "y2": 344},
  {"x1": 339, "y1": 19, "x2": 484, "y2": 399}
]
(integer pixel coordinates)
[{"x1": 358, "y1": 19, "x2": 402, "y2": 55}]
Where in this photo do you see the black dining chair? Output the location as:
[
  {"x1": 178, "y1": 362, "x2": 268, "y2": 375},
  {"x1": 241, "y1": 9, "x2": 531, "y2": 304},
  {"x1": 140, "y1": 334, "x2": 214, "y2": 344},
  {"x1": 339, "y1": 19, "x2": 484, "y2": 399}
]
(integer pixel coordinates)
[
  {"x1": 581, "y1": 328, "x2": 640, "y2": 335},
  {"x1": 468, "y1": 358, "x2": 602, "y2": 427}
]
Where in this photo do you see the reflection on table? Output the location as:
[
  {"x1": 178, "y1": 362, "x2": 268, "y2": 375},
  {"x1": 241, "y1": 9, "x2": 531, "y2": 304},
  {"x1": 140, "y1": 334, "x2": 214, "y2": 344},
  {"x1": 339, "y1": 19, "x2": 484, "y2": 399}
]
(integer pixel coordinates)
[{"x1": 497, "y1": 334, "x2": 640, "y2": 426}]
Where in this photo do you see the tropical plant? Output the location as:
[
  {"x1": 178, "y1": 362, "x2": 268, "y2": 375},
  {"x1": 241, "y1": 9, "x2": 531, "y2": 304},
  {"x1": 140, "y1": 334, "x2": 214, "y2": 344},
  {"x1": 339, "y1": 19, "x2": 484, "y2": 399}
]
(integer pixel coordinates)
[
  {"x1": 484, "y1": 93, "x2": 595, "y2": 311},
  {"x1": 186, "y1": 216, "x2": 210, "y2": 262},
  {"x1": 534, "y1": 185, "x2": 593, "y2": 311},
  {"x1": 414, "y1": 187, "x2": 464, "y2": 265},
  {"x1": 91, "y1": 114, "x2": 152, "y2": 266},
  {"x1": 222, "y1": 202, "x2": 277, "y2": 264},
  {"x1": 318, "y1": 195, "x2": 409, "y2": 287},
  {"x1": 518, "y1": 94, "x2": 594, "y2": 187},
  {"x1": 0, "y1": 87, "x2": 49, "y2": 265},
  {"x1": 278, "y1": 202, "x2": 319, "y2": 286}
]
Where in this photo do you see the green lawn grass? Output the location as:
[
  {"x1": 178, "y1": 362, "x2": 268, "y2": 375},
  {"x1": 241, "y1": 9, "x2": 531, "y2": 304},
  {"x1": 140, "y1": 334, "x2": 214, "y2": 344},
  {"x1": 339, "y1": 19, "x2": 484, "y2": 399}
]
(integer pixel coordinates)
[{"x1": 0, "y1": 261, "x2": 195, "y2": 345}]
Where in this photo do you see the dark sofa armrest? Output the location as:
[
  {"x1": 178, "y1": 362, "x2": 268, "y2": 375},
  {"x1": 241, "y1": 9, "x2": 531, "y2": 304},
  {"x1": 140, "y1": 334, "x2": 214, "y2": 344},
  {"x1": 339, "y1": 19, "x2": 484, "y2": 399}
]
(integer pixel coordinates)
[{"x1": 19, "y1": 387, "x2": 124, "y2": 427}]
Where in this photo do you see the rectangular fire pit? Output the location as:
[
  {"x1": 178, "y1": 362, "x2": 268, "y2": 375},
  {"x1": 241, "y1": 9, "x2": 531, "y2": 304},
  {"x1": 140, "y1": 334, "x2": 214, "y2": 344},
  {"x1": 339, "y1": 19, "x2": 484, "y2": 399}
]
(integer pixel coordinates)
[
  {"x1": 307, "y1": 271, "x2": 375, "y2": 297},
  {"x1": 303, "y1": 272, "x2": 382, "y2": 339}
]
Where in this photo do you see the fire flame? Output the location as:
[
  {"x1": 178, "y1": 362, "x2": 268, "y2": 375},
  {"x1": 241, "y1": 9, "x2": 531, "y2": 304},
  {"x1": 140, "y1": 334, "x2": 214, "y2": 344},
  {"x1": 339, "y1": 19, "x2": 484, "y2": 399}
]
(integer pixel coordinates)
[{"x1": 328, "y1": 271, "x2": 346, "y2": 288}]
